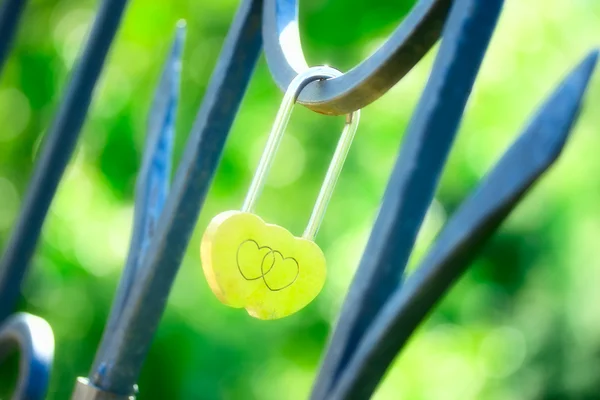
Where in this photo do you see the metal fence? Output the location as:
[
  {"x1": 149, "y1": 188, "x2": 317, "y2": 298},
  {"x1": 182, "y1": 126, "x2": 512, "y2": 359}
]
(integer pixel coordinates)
[{"x1": 0, "y1": 0, "x2": 597, "y2": 399}]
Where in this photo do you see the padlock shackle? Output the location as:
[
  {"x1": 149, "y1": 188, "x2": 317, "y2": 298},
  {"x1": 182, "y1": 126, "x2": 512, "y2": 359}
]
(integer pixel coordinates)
[
  {"x1": 304, "y1": 110, "x2": 360, "y2": 239},
  {"x1": 241, "y1": 66, "x2": 361, "y2": 240}
]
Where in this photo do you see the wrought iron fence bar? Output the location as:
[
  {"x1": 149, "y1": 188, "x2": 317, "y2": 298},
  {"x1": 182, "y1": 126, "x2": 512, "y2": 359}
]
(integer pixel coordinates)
[
  {"x1": 310, "y1": 0, "x2": 504, "y2": 397},
  {"x1": 88, "y1": 0, "x2": 263, "y2": 395},
  {"x1": 328, "y1": 50, "x2": 599, "y2": 400},
  {"x1": 262, "y1": 0, "x2": 451, "y2": 115},
  {"x1": 0, "y1": 0, "x2": 27, "y2": 74},
  {"x1": 0, "y1": 313, "x2": 54, "y2": 400},
  {"x1": 91, "y1": 23, "x2": 184, "y2": 372},
  {"x1": 0, "y1": 0, "x2": 130, "y2": 322}
]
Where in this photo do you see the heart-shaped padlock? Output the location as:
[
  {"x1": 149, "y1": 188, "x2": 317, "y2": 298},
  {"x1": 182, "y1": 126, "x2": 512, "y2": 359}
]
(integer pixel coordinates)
[{"x1": 201, "y1": 66, "x2": 360, "y2": 320}]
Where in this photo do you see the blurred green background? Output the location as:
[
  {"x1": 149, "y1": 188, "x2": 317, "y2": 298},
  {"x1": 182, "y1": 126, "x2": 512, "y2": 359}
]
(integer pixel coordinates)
[{"x1": 1, "y1": 0, "x2": 600, "y2": 398}]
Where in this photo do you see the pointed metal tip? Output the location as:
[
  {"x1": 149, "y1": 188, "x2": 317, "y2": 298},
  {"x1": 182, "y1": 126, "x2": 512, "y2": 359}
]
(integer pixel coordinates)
[
  {"x1": 521, "y1": 49, "x2": 599, "y2": 165},
  {"x1": 570, "y1": 48, "x2": 598, "y2": 86},
  {"x1": 585, "y1": 48, "x2": 598, "y2": 65},
  {"x1": 553, "y1": 49, "x2": 598, "y2": 106},
  {"x1": 550, "y1": 49, "x2": 598, "y2": 106},
  {"x1": 175, "y1": 19, "x2": 187, "y2": 42},
  {"x1": 172, "y1": 20, "x2": 187, "y2": 58}
]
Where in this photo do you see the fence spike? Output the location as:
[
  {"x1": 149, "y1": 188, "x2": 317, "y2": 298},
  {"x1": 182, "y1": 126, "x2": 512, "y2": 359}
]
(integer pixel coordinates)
[
  {"x1": 0, "y1": 0, "x2": 130, "y2": 322},
  {"x1": 88, "y1": 0, "x2": 263, "y2": 395},
  {"x1": 311, "y1": 0, "x2": 504, "y2": 397},
  {"x1": 327, "y1": 49, "x2": 599, "y2": 400},
  {"x1": 122, "y1": 20, "x2": 184, "y2": 312},
  {"x1": 90, "y1": 22, "x2": 185, "y2": 376}
]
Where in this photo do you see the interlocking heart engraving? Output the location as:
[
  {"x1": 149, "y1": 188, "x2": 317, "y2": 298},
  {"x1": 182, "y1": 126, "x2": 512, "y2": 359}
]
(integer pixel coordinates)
[{"x1": 236, "y1": 239, "x2": 300, "y2": 291}]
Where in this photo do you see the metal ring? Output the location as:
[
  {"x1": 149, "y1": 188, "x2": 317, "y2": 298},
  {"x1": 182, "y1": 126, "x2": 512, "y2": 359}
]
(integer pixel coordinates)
[
  {"x1": 0, "y1": 313, "x2": 54, "y2": 400},
  {"x1": 263, "y1": 0, "x2": 452, "y2": 115}
]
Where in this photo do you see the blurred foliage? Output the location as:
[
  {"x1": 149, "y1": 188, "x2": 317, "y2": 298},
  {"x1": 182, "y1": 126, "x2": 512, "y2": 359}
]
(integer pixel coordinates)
[{"x1": 1, "y1": 0, "x2": 600, "y2": 399}]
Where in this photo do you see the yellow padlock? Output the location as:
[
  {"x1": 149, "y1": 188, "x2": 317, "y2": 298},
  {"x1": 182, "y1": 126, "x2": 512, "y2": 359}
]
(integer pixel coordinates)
[{"x1": 200, "y1": 66, "x2": 360, "y2": 320}]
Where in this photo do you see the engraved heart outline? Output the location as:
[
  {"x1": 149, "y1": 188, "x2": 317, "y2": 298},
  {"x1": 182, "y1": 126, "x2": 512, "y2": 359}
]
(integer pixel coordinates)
[
  {"x1": 236, "y1": 239, "x2": 275, "y2": 280},
  {"x1": 261, "y1": 250, "x2": 299, "y2": 291},
  {"x1": 236, "y1": 239, "x2": 300, "y2": 291}
]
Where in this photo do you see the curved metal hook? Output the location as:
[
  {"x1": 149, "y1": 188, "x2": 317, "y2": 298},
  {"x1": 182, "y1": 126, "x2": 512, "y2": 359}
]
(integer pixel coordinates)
[
  {"x1": 263, "y1": 0, "x2": 452, "y2": 115},
  {"x1": 0, "y1": 313, "x2": 54, "y2": 400}
]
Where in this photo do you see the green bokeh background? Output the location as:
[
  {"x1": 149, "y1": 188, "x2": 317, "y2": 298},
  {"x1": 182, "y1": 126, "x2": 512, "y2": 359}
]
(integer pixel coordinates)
[{"x1": 1, "y1": 0, "x2": 600, "y2": 398}]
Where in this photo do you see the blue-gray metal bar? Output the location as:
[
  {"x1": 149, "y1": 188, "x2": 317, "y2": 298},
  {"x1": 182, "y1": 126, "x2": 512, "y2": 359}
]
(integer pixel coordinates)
[
  {"x1": 262, "y1": 0, "x2": 452, "y2": 114},
  {"x1": 328, "y1": 50, "x2": 599, "y2": 400},
  {"x1": 90, "y1": 0, "x2": 263, "y2": 394},
  {"x1": 91, "y1": 23, "x2": 184, "y2": 375},
  {"x1": 0, "y1": 0, "x2": 130, "y2": 322},
  {"x1": 0, "y1": 313, "x2": 54, "y2": 400},
  {"x1": 311, "y1": 0, "x2": 504, "y2": 397},
  {"x1": 0, "y1": 0, "x2": 27, "y2": 74}
]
